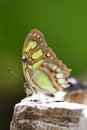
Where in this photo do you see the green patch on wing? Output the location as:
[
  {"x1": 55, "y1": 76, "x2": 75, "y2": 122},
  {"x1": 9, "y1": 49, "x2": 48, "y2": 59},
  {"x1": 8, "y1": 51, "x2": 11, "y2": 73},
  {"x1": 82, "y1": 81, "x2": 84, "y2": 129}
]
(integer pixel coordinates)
[
  {"x1": 33, "y1": 60, "x2": 43, "y2": 70},
  {"x1": 28, "y1": 60, "x2": 43, "y2": 71},
  {"x1": 28, "y1": 65, "x2": 33, "y2": 70},
  {"x1": 33, "y1": 69, "x2": 56, "y2": 93},
  {"x1": 32, "y1": 49, "x2": 43, "y2": 59},
  {"x1": 25, "y1": 41, "x2": 37, "y2": 52}
]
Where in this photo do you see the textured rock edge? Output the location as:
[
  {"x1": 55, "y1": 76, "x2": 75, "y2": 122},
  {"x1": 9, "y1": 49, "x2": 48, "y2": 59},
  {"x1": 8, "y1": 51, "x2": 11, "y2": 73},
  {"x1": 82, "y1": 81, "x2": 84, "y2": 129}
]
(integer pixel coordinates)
[{"x1": 10, "y1": 95, "x2": 87, "y2": 130}]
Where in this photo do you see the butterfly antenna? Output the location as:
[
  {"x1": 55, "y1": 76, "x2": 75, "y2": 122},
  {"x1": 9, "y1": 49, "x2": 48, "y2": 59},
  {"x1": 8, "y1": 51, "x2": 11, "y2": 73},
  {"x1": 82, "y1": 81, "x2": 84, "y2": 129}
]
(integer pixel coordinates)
[{"x1": 8, "y1": 68, "x2": 21, "y2": 81}]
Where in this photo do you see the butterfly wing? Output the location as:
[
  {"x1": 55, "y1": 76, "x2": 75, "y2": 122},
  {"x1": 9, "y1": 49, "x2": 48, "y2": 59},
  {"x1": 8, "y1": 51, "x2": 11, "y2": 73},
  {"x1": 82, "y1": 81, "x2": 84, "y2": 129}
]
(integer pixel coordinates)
[{"x1": 22, "y1": 29, "x2": 71, "y2": 94}]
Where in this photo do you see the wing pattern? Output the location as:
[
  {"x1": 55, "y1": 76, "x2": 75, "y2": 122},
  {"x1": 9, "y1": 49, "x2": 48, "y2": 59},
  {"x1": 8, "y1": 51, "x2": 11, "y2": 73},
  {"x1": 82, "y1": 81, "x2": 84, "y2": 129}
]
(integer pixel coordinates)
[{"x1": 22, "y1": 29, "x2": 71, "y2": 94}]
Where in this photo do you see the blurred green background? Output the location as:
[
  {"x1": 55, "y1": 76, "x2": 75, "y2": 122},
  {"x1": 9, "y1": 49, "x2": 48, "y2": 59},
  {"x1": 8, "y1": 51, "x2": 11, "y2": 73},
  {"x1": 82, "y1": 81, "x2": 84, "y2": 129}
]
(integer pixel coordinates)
[{"x1": 0, "y1": 0, "x2": 87, "y2": 130}]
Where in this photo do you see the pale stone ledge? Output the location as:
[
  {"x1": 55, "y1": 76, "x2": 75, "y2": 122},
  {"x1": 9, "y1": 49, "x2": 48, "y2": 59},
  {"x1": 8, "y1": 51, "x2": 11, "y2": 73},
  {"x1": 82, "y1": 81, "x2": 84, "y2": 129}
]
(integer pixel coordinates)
[{"x1": 10, "y1": 93, "x2": 87, "y2": 130}]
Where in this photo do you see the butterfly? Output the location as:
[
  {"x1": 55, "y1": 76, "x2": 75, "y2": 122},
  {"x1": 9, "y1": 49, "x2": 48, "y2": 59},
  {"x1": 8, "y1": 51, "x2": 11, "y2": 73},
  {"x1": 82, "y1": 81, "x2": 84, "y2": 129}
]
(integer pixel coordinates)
[{"x1": 22, "y1": 29, "x2": 71, "y2": 97}]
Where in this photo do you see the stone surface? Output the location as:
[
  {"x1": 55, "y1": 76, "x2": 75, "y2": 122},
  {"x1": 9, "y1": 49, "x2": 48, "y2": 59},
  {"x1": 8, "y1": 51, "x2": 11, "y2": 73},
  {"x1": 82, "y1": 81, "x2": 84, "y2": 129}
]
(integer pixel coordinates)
[
  {"x1": 79, "y1": 108, "x2": 87, "y2": 130},
  {"x1": 10, "y1": 93, "x2": 87, "y2": 130}
]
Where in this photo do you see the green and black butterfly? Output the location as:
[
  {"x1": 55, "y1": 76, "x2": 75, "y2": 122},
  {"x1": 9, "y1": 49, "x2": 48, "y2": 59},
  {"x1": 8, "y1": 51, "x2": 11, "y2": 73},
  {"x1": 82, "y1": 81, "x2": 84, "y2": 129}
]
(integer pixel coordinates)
[{"x1": 22, "y1": 29, "x2": 71, "y2": 96}]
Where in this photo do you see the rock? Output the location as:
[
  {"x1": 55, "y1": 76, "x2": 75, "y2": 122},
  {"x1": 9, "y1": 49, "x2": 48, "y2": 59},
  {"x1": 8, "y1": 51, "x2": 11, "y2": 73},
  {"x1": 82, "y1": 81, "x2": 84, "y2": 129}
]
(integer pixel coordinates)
[
  {"x1": 79, "y1": 108, "x2": 87, "y2": 130},
  {"x1": 10, "y1": 93, "x2": 87, "y2": 130}
]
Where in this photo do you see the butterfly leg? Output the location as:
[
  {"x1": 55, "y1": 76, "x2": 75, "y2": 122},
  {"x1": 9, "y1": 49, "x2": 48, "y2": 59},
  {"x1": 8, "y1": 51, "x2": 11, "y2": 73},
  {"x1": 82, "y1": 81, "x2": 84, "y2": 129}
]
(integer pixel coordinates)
[
  {"x1": 46, "y1": 93, "x2": 55, "y2": 97},
  {"x1": 24, "y1": 82, "x2": 33, "y2": 96},
  {"x1": 24, "y1": 82, "x2": 38, "y2": 96}
]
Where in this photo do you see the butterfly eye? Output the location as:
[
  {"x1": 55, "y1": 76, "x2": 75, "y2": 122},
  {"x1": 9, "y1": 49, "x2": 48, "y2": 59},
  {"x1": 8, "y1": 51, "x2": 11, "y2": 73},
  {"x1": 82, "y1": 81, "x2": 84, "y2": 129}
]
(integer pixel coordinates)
[
  {"x1": 22, "y1": 55, "x2": 27, "y2": 62},
  {"x1": 22, "y1": 58, "x2": 30, "y2": 67}
]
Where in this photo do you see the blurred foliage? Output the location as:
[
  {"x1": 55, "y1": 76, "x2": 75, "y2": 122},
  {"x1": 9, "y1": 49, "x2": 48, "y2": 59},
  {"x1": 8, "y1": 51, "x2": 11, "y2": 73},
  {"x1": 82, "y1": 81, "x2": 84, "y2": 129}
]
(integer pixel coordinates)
[{"x1": 0, "y1": 0, "x2": 87, "y2": 130}]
